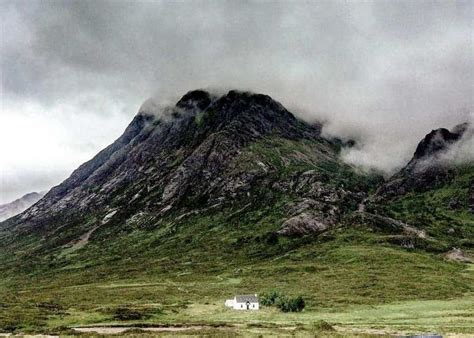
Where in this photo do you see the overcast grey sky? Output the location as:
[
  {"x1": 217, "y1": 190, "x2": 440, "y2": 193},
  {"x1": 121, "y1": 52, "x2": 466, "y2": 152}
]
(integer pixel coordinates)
[{"x1": 0, "y1": 0, "x2": 473, "y2": 203}]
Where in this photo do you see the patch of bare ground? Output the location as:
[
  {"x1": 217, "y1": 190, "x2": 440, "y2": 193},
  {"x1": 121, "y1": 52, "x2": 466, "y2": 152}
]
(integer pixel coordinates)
[
  {"x1": 70, "y1": 224, "x2": 100, "y2": 250},
  {"x1": 73, "y1": 326, "x2": 207, "y2": 334},
  {"x1": 445, "y1": 248, "x2": 473, "y2": 263},
  {"x1": 335, "y1": 326, "x2": 472, "y2": 337}
]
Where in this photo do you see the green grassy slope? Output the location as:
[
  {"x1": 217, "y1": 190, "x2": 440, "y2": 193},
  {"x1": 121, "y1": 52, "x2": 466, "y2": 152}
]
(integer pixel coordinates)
[
  {"x1": 1, "y1": 235, "x2": 472, "y2": 334},
  {"x1": 0, "y1": 137, "x2": 473, "y2": 335},
  {"x1": 379, "y1": 164, "x2": 474, "y2": 250}
]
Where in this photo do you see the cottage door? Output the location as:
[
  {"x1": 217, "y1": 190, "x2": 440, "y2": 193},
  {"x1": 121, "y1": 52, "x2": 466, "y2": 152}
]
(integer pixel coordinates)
[{"x1": 246, "y1": 301, "x2": 250, "y2": 310}]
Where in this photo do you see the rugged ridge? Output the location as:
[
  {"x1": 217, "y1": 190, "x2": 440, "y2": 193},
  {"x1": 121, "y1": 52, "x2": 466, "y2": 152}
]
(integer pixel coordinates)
[
  {"x1": 412, "y1": 123, "x2": 467, "y2": 160},
  {"x1": 1, "y1": 90, "x2": 368, "y2": 253},
  {"x1": 376, "y1": 123, "x2": 471, "y2": 199},
  {"x1": 1, "y1": 90, "x2": 472, "y2": 263}
]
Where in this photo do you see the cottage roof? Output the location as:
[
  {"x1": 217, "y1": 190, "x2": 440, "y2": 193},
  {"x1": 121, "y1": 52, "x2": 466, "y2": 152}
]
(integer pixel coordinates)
[{"x1": 235, "y1": 294, "x2": 258, "y2": 303}]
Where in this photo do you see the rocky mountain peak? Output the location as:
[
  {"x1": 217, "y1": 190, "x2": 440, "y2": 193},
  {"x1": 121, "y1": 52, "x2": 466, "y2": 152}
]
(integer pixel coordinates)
[
  {"x1": 192, "y1": 90, "x2": 311, "y2": 141},
  {"x1": 413, "y1": 124, "x2": 467, "y2": 160},
  {"x1": 176, "y1": 89, "x2": 214, "y2": 111},
  {"x1": 3, "y1": 89, "x2": 327, "y2": 233},
  {"x1": 375, "y1": 122, "x2": 471, "y2": 199},
  {"x1": 451, "y1": 122, "x2": 470, "y2": 136},
  {"x1": 138, "y1": 90, "x2": 294, "y2": 129}
]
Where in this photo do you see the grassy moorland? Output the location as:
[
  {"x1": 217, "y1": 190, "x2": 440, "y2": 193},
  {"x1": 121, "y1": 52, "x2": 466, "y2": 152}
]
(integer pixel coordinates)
[
  {"x1": 1, "y1": 226, "x2": 473, "y2": 335},
  {"x1": 382, "y1": 164, "x2": 474, "y2": 250}
]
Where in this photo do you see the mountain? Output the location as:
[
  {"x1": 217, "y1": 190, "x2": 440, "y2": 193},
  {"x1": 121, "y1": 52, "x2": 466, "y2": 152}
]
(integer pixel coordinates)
[
  {"x1": 0, "y1": 90, "x2": 472, "y2": 334},
  {"x1": 0, "y1": 192, "x2": 45, "y2": 222},
  {"x1": 1, "y1": 90, "x2": 375, "y2": 250}
]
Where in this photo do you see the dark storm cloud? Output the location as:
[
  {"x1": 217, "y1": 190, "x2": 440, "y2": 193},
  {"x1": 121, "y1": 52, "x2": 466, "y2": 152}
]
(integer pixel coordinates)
[{"x1": 0, "y1": 0, "x2": 473, "y2": 202}]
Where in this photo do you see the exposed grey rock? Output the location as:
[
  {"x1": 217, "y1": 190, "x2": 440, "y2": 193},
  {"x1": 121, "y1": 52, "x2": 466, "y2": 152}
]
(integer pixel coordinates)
[
  {"x1": 102, "y1": 209, "x2": 118, "y2": 224},
  {"x1": 278, "y1": 212, "x2": 329, "y2": 236},
  {"x1": 349, "y1": 211, "x2": 427, "y2": 239},
  {"x1": 445, "y1": 248, "x2": 473, "y2": 263}
]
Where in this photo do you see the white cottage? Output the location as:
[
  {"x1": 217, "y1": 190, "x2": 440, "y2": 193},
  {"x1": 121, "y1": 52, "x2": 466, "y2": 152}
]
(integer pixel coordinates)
[{"x1": 225, "y1": 294, "x2": 259, "y2": 310}]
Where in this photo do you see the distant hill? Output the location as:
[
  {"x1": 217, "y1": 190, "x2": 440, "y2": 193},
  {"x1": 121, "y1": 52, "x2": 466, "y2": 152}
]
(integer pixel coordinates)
[{"x1": 0, "y1": 192, "x2": 45, "y2": 222}]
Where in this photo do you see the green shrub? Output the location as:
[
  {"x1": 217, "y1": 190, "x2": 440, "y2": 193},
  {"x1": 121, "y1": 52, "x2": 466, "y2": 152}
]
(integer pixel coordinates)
[
  {"x1": 276, "y1": 295, "x2": 305, "y2": 312},
  {"x1": 261, "y1": 290, "x2": 305, "y2": 312},
  {"x1": 109, "y1": 305, "x2": 163, "y2": 321},
  {"x1": 1, "y1": 322, "x2": 20, "y2": 333},
  {"x1": 113, "y1": 307, "x2": 144, "y2": 320},
  {"x1": 260, "y1": 290, "x2": 283, "y2": 306}
]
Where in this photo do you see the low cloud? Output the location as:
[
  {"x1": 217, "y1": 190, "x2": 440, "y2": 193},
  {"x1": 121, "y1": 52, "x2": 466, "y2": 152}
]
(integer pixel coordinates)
[
  {"x1": 335, "y1": 114, "x2": 474, "y2": 175},
  {"x1": 440, "y1": 119, "x2": 474, "y2": 165},
  {"x1": 0, "y1": 0, "x2": 472, "y2": 202}
]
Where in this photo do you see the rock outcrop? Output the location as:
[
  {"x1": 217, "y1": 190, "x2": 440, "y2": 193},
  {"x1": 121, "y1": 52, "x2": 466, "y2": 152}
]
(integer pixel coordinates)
[
  {"x1": 278, "y1": 213, "x2": 329, "y2": 236},
  {"x1": 445, "y1": 248, "x2": 473, "y2": 263}
]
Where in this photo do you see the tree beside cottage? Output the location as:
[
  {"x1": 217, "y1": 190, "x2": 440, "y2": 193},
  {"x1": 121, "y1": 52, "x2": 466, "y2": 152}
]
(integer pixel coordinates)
[{"x1": 225, "y1": 294, "x2": 259, "y2": 310}]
